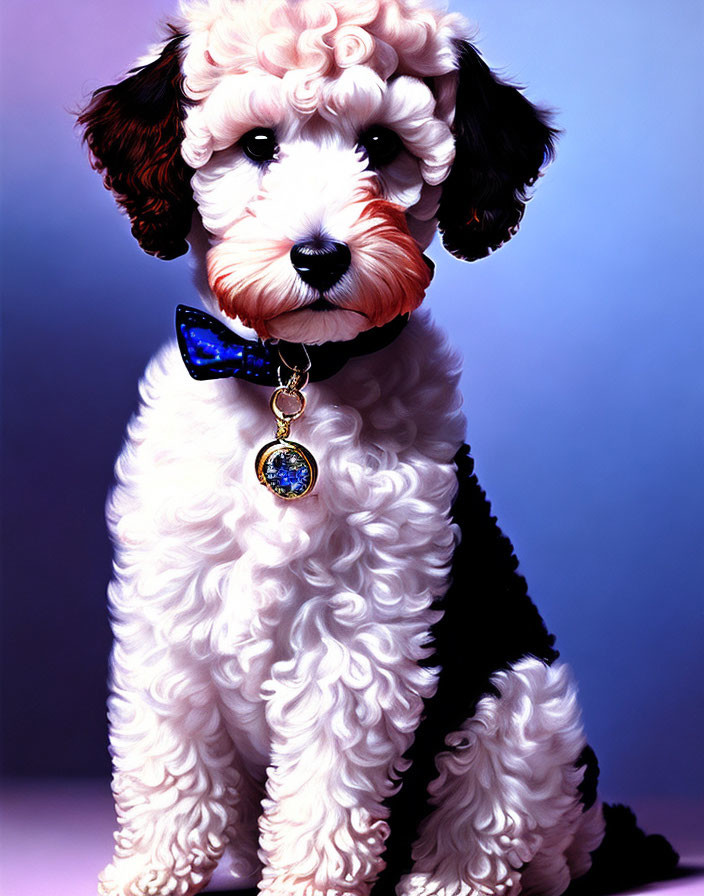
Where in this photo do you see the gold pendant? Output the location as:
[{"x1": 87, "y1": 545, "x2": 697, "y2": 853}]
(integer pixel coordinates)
[
  {"x1": 256, "y1": 438, "x2": 317, "y2": 500},
  {"x1": 256, "y1": 369, "x2": 317, "y2": 500}
]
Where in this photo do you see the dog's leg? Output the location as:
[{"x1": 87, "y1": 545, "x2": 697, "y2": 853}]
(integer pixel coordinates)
[
  {"x1": 398, "y1": 659, "x2": 597, "y2": 896},
  {"x1": 257, "y1": 637, "x2": 434, "y2": 896},
  {"x1": 98, "y1": 641, "x2": 244, "y2": 896}
]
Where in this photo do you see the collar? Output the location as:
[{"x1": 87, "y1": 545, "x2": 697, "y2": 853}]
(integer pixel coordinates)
[{"x1": 176, "y1": 304, "x2": 409, "y2": 386}]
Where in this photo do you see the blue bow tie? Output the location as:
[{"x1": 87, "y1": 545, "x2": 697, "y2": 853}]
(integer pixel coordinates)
[
  {"x1": 176, "y1": 305, "x2": 279, "y2": 383},
  {"x1": 175, "y1": 304, "x2": 408, "y2": 386}
]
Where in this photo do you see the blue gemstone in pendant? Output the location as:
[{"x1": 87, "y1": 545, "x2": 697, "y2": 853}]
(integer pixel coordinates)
[
  {"x1": 255, "y1": 440, "x2": 317, "y2": 499},
  {"x1": 265, "y1": 449, "x2": 310, "y2": 494}
]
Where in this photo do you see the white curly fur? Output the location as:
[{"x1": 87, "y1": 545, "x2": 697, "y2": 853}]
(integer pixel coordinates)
[
  {"x1": 100, "y1": 315, "x2": 466, "y2": 896},
  {"x1": 94, "y1": 2, "x2": 604, "y2": 895}
]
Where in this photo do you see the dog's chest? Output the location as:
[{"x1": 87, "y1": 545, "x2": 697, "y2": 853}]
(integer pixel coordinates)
[{"x1": 111, "y1": 315, "x2": 465, "y2": 758}]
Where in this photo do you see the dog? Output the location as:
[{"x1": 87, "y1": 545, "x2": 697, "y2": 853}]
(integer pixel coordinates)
[{"x1": 79, "y1": 2, "x2": 678, "y2": 895}]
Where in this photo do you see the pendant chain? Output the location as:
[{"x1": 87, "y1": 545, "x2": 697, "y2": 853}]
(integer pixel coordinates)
[{"x1": 255, "y1": 345, "x2": 318, "y2": 499}]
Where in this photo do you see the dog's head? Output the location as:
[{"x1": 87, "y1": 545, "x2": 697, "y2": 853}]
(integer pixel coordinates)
[{"x1": 79, "y1": 0, "x2": 555, "y2": 345}]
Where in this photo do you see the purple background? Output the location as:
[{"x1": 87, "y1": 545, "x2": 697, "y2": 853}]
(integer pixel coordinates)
[{"x1": 1, "y1": 0, "x2": 702, "y2": 806}]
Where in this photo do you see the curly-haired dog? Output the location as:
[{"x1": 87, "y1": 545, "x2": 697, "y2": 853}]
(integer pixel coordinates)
[{"x1": 79, "y1": 2, "x2": 678, "y2": 895}]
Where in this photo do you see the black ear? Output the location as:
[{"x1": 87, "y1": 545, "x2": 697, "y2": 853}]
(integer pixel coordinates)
[
  {"x1": 437, "y1": 41, "x2": 558, "y2": 262},
  {"x1": 78, "y1": 33, "x2": 195, "y2": 260}
]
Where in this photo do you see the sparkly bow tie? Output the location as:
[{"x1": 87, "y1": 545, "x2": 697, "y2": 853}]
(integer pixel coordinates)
[{"x1": 175, "y1": 304, "x2": 408, "y2": 386}]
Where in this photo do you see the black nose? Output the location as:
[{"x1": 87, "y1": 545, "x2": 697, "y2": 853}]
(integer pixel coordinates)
[{"x1": 290, "y1": 240, "x2": 351, "y2": 292}]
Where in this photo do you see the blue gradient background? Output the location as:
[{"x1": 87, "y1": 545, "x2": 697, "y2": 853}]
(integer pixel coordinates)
[{"x1": 1, "y1": 0, "x2": 702, "y2": 804}]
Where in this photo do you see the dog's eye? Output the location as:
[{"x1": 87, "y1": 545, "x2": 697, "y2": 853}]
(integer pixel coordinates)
[
  {"x1": 358, "y1": 126, "x2": 402, "y2": 168},
  {"x1": 240, "y1": 128, "x2": 278, "y2": 163}
]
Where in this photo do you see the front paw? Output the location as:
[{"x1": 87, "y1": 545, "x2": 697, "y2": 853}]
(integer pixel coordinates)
[
  {"x1": 98, "y1": 855, "x2": 212, "y2": 896},
  {"x1": 398, "y1": 872, "x2": 520, "y2": 896}
]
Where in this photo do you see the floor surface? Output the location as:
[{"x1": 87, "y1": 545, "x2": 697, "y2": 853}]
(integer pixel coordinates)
[{"x1": 1, "y1": 780, "x2": 702, "y2": 896}]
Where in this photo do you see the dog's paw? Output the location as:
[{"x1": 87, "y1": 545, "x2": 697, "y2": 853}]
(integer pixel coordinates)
[
  {"x1": 98, "y1": 856, "x2": 211, "y2": 896},
  {"x1": 398, "y1": 872, "x2": 520, "y2": 896}
]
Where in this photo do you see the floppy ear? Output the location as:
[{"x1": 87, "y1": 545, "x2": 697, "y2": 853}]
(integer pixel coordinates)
[
  {"x1": 78, "y1": 34, "x2": 195, "y2": 260},
  {"x1": 437, "y1": 41, "x2": 558, "y2": 262}
]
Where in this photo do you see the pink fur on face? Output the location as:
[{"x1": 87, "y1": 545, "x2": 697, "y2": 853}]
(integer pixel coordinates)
[{"x1": 207, "y1": 190, "x2": 430, "y2": 342}]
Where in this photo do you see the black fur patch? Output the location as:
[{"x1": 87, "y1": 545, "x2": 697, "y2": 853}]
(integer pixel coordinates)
[
  {"x1": 576, "y1": 745, "x2": 600, "y2": 812},
  {"x1": 566, "y1": 803, "x2": 679, "y2": 895},
  {"x1": 372, "y1": 444, "x2": 559, "y2": 895},
  {"x1": 437, "y1": 42, "x2": 558, "y2": 262}
]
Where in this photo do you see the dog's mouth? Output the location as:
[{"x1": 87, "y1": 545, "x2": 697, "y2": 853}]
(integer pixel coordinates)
[
  {"x1": 304, "y1": 296, "x2": 368, "y2": 317},
  {"x1": 307, "y1": 297, "x2": 337, "y2": 312},
  {"x1": 266, "y1": 302, "x2": 374, "y2": 344}
]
